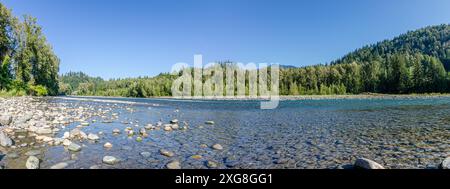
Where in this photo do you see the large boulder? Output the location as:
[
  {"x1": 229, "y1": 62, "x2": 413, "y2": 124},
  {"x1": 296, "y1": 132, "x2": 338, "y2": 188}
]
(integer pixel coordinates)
[
  {"x1": 0, "y1": 131, "x2": 13, "y2": 147},
  {"x1": 440, "y1": 157, "x2": 450, "y2": 169},
  {"x1": 354, "y1": 158, "x2": 385, "y2": 169},
  {"x1": 26, "y1": 156, "x2": 40, "y2": 169}
]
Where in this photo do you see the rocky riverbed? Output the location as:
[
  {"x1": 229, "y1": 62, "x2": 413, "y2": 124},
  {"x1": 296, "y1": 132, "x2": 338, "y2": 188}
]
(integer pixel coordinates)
[{"x1": 1, "y1": 96, "x2": 450, "y2": 169}]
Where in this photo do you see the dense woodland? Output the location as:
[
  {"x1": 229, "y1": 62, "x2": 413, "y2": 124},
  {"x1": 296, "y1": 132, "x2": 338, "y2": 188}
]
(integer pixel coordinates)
[
  {"x1": 60, "y1": 24, "x2": 450, "y2": 97},
  {"x1": 0, "y1": 3, "x2": 60, "y2": 96}
]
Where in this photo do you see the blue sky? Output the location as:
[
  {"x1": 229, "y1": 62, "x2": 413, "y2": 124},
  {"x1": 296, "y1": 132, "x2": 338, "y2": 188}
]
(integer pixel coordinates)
[{"x1": 2, "y1": 0, "x2": 450, "y2": 79}]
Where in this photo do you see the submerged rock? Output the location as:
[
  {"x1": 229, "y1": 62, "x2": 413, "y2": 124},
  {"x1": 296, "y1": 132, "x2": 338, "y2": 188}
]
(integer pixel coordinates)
[
  {"x1": 159, "y1": 149, "x2": 174, "y2": 157},
  {"x1": 140, "y1": 151, "x2": 151, "y2": 158},
  {"x1": 205, "y1": 121, "x2": 215, "y2": 125},
  {"x1": 354, "y1": 158, "x2": 385, "y2": 169},
  {"x1": 26, "y1": 156, "x2": 40, "y2": 169},
  {"x1": 104, "y1": 142, "x2": 113, "y2": 148},
  {"x1": 212, "y1": 144, "x2": 223, "y2": 150},
  {"x1": 166, "y1": 160, "x2": 181, "y2": 169},
  {"x1": 171, "y1": 124, "x2": 180, "y2": 130},
  {"x1": 103, "y1": 156, "x2": 120, "y2": 165},
  {"x1": 164, "y1": 125, "x2": 172, "y2": 131},
  {"x1": 50, "y1": 162, "x2": 69, "y2": 169},
  {"x1": 68, "y1": 143, "x2": 82, "y2": 152},
  {"x1": 206, "y1": 160, "x2": 218, "y2": 168},
  {"x1": 112, "y1": 128, "x2": 121, "y2": 134}
]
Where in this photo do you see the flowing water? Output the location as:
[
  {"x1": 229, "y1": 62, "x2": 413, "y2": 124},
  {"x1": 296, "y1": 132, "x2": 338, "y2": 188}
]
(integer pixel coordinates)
[{"x1": 3, "y1": 96, "x2": 450, "y2": 169}]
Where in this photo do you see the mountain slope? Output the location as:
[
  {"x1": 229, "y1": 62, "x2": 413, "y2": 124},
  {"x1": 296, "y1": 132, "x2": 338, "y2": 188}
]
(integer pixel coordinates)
[{"x1": 332, "y1": 24, "x2": 450, "y2": 70}]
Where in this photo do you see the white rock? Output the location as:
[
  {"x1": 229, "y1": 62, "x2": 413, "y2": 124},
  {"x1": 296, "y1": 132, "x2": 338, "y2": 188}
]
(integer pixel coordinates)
[
  {"x1": 87, "y1": 133, "x2": 100, "y2": 140},
  {"x1": 63, "y1": 132, "x2": 70, "y2": 139},
  {"x1": 26, "y1": 156, "x2": 40, "y2": 169},
  {"x1": 354, "y1": 158, "x2": 385, "y2": 169},
  {"x1": 104, "y1": 142, "x2": 113, "y2": 148},
  {"x1": 50, "y1": 162, "x2": 69, "y2": 169},
  {"x1": 63, "y1": 139, "x2": 72, "y2": 146},
  {"x1": 102, "y1": 156, "x2": 120, "y2": 165},
  {"x1": 212, "y1": 144, "x2": 223, "y2": 150},
  {"x1": 166, "y1": 160, "x2": 181, "y2": 169}
]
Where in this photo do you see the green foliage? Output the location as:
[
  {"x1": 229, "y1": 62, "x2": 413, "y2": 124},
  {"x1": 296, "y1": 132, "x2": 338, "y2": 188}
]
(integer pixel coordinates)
[
  {"x1": 28, "y1": 84, "x2": 48, "y2": 96},
  {"x1": 0, "y1": 3, "x2": 59, "y2": 96}
]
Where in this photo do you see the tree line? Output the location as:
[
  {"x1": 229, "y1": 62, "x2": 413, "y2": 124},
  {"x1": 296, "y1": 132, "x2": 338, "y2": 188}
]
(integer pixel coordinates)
[{"x1": 0, "y1": 3, "x2": 60, "y2": 96}]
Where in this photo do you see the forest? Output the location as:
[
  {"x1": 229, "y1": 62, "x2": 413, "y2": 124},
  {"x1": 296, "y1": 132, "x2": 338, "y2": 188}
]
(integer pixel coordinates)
[
  {"x1": 60, "y1": 24, "x2": 450, "y2": 97},
  {"x1": 0, "y1": 3, "x2": 60, "y2": 96}
]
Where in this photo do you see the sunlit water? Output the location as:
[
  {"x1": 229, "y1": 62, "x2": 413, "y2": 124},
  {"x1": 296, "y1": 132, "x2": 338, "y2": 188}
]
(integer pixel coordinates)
[{"x1": 4, "y1": 96, "x2": 450, "y2": 169}]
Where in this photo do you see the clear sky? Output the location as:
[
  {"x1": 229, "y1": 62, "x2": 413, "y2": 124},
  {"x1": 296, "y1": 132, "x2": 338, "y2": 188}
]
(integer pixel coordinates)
[{"x1": 2, "y1": 0, "x2": 450, "y2": 79}]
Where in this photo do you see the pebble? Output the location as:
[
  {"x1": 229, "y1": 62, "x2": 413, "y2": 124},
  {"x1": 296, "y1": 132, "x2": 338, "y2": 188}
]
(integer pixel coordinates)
[
  {"x1": 206, "y1": 160, "x2": 218, "y2": 168},
  {"x1": 144, "y1": 124, "x2": 154, "y2": 130},
  {"x1": 212, "y1": 144, "x2": 223, "y2": 150},
  {"x1": 68, "y1": 143, "x2": 82, "y2": 152},
  {"x1": 104, "y1": 142, "x2": 113, "y2": 148},
  {"x1": 354, "y1": 158, "x2": 385, "y2": 169},
  {"x1": 112, "y1": 128, "x2": 121, "y2": 134},
  {"x1": 63, "y1": 139, "x2": 72, "y2": 146},
  {"x1": 159, "y1": 149, "x2": 174, "y2": 157},
  {"x1": 164, "y1": 126, "x2": 172, "y2": 131},
  {"x1": 191, "y1": 155, "x2": 202, "y2": 160},
  {"x1": 80, "y1": 122, "x2": 90, "y2": 126},
  {"x1": 136, "y1": 137, "x2": 143, "y2": 142},
  {"x1": 26, "y1": 156, "x2": 40, "y2": 169},
  {"x1": 166, "y1": 160, "x2": 181, "y2": 169},
  {"x1": 205, "y1": 121, "x2": 215, "y2": 125},
  {"x1": 87, "y1": 133, "x2": 100, "y2": 141},
  {"x1": 102, "y1": 156, "x2": 120, "y2": 165},
  {"x1": 140, "y1": 151, "x2": 151, "y2": 158},
  {"x1": 170, "y1": 119, "x2": 179, "y2": 124}
]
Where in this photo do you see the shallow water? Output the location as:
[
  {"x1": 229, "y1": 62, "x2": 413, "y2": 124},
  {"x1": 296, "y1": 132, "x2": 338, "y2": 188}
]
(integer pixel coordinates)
[{"x1": 4, "y1": 96, "x2": 450, "y2": 169}]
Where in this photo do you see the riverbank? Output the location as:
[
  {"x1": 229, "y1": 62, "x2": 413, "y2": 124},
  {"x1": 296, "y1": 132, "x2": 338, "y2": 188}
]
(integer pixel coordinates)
[{"x1": 1, "y1": 96, "x2": 450, "y2": 169}]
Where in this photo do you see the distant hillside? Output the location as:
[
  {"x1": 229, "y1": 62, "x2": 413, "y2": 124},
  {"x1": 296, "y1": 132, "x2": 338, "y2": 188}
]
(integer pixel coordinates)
[{"x1": 332, "y1": 24, "x2": 450, "y2": 70}]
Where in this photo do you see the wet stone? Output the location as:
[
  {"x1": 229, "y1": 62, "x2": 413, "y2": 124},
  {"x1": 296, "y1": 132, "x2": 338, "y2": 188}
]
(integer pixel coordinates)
[
  {"x1": 159, "y1": 149, "x2": 174, "y2": 157},
  {"x1": 166, "y1": 160, "x2": 181, "y2": 169}
]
